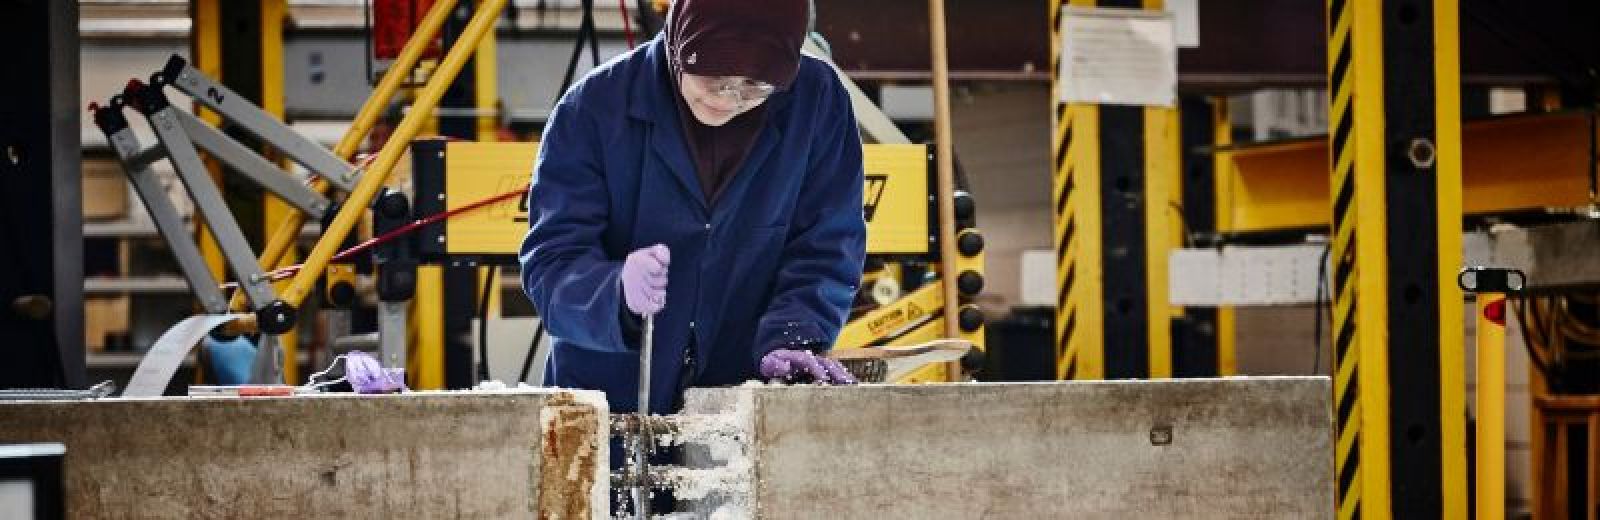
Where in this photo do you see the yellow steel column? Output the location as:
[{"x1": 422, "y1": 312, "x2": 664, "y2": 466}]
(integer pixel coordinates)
[
  {"x1": 1141, "y1": 0, "x2": 1176, "y2": 378},
  {"x1": 1476, "y1": 295, "x2": 1507, "y2": 520},
  {"x1": 1328, "y1": 0, "x2": 1392, "y2": 515},
  {"x1": 1330, "y1": 0, "x2": 1465, "y2": 517},
  {"x1": 1211, "y1": 96, "x2": 1236, "y2": 376},
  {"x1": 259, "y1": 0, "x2": 299, "y2": 383},
  {"x1": 1434, "y1": 2, "x2": 1468, "y2": 516},
  {"x1": 190, "y1": 0, "x2": 227, "y2": 281},
  {"x1": 413, "y1": 265, "x2": 445, "y2": 389},
  {"x1": 473, "y1": 0, "x2": 500, "y2": 143},
  {"x1": 1050, "y1": 0, "x2": 1104, "y2": 380}
]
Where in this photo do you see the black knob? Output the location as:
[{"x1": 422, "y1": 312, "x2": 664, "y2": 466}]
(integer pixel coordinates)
[
  {"x1": 957, "y1": 230, "x2": 984, "y2": 257},
  {"x1": 327, "y1": 281, "x2": 356, "y2": 308},
  {"x1": 960, "y1": 345, "x2": 986, "y2": 374},
  {"x1": 957, "y1": 270, "x2": 984, "y2": 296},
  {"x1": 375, "y1": 189, "x2": 411, "y2": 220},
  {"x1": 953, "y1": 190, "x2": 975, "y2": 220},
  {"x1": 255, "y1": 300, "x2": 298, "y2": 335},
  {"x1": 958, "y1": 305, "x2": 985, "y2": 332}
]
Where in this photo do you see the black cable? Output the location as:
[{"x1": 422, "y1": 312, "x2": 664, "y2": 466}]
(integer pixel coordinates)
[
  {"x1": 1312, "y1": 243, "x2": 1332, "y2": 375},
  {"x1": 553, "y1": 0, "x2": 598, "y2": 102},
  {"x1": 585, "y1": 0, "x2": 601, "y2": 67},
  {"x1": 517, "y1": 321, "x2": 547, "y2": 384},
  {"x1": 477, "y1": 265, "x2": 499, "y2": 382}
]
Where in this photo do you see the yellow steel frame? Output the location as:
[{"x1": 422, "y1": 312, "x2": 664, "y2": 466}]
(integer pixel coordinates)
[
  {"x1": 279, "y1": 0, "x2": 508, "y2": 309},
  {"x1": 1050, "y1": 0, "x2": 1104, "y2": 380},
  {"x1": 1330, "y1": 1, "x2": 1465, "y2": 517},
  {"x1": 228, "y1": 0, "x2": 465, "y2": 313},
  {"x1": 1221, "y1": 112, "x2": 1595, "y2": 235}
]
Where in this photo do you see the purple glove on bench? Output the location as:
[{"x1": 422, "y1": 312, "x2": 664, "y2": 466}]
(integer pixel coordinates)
[{"x1": 759, "y1": 349, "x2": 857, "y2": 385}]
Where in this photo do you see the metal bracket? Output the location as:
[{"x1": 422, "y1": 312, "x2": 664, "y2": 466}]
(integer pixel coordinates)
[
  {"x1": 97, "y1": 109, "x2": 230, "y2": 314},
  {"x1": 160, "y1": 55, "x2": 358, "y2": 191}
]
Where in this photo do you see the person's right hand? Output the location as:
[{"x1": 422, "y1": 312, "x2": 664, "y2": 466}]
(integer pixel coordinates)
[{"x1": 621, "y1": 244, "x2": 670, "y2": 315}]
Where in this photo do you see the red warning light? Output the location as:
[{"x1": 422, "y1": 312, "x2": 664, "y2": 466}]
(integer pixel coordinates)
[{"x1": 1483, "y1": 298, "x2": 1506, "y2": 327}]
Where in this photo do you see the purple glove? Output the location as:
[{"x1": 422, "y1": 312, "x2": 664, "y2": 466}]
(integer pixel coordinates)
[
  {"x1": 759, "y1": 349, "x2": 857, "y2": 385},
  {"x1": 344, "y1": 351, "x2": 406, "y2": 394},
  {"x1": 621, "y1": 244, "x2": 670, "y2": 315}
]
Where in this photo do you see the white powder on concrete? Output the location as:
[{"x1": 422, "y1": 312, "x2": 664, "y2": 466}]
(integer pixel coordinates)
[{"x1": 658, "y1": 390, "x2": 757, "y2": 518}]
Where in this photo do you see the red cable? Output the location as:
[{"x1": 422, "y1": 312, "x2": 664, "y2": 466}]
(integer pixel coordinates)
[
  {"x1": 261, "y1": 184, "x2": 529, "y2": 281},
  {"x1": 618, "y1": 0, "x2": 636, "y2": 49}
]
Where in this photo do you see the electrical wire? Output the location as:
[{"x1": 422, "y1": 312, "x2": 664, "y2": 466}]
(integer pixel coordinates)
[
  {"x1": 1312, "y1": 243, "x2": 1331, "y2": 375},
  {"x1": 477, "y1": 265, "x2": 499, "y2": 382},
  {"x1": 617, "y1": 0, "x2": 636, "y2": 49},
  {"x1": 226, "y1": 183, "x2": 528, "y2": 287}
]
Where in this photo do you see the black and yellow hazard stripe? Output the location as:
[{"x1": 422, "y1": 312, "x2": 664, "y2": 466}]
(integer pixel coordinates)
[
  {"x1": 1051, "y1": 0, "x2": 1104, "y2": 380},
  {"x1": 1052, "y1": 0, "x2": 1176, "y2": 380},
  {"x1": 1327, "y1": 0, "x2": 1365, "y2": 515},
  {"x1": 1330, "y1": 0, "x2": 1466, "y2": 517}
]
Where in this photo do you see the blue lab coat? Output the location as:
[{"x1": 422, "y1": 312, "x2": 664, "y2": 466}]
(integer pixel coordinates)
[{"x1": 519, "y1": 36, "x2": 866, "y2": 414}]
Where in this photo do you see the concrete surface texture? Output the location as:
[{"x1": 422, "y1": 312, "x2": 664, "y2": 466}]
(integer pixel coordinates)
[
  {"x1": 680, "y1": 378, "x2": 1333, "y2": 519},
  {"x1": 0, "y1": 389, "x2": 608, "y2": 519}
]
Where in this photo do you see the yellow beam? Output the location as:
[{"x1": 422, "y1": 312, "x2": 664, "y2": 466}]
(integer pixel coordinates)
[
  {"x1": 1222, "y1": 112, "x2": 1595, "y2": 234},
  {"x1": 281, "y1": 0, "x2": 508, "y2": 308}
]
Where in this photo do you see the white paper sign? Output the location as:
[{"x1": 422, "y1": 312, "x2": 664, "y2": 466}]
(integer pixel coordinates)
[{"x1": 1058, "y1": 7, "x2": 1178, "y2": 107}]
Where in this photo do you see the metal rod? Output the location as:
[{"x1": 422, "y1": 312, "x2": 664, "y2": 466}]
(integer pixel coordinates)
[
  {"x1": 105, "y1": 127, "x2": 228, "y2": 314},
  {"x1": 634, "y1": 313, "x2": 654, "y2": 519},
  {"x1": 927, "y1": 0, "x2": 962, "y2": 381},
  {"x1": 167, "y1": 59, "x2": 355, "y2": 192},
  {"x1": 280, "y1": 0, "x2": 509, "y2": 309},
  {"x1": 231, "y1": 0, "x2": 463, "y2": 313},
  {"x1": 147, "y1": 106, "x2": 277, "y2": 308},
  {"x1": 174, "y1": 110, "x2": 329, "y2": 218}
]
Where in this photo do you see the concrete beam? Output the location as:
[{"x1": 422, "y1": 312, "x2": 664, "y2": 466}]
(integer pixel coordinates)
[
  {"x1": 0, "y1": 390, "x2": 608, "y2": 519},
  {"x1": 1489, "y1": 220, "x2": 1600, "y2": 291},
  {"x1": 678, "y1": 378, "x2": 1332, "y2": 519}
]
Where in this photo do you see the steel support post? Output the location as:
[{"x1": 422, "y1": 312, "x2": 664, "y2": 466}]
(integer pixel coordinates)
[{"x1": 1326, "y1": 0, "x2": 1466, "y2": 516}]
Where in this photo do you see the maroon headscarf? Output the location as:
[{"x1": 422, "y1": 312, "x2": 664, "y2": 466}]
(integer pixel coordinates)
[{"x1": 664, "y1": 0, "x2": 810, "y2": 204}]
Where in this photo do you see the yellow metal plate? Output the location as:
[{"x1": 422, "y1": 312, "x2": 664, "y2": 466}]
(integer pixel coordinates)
[
  {"x1": 438, "y1": 142, "x2": 928, "y2": 256},
  {"x1": 863, "y1": 144, "x2": 930, "y2": 255},
  {"x1": 443, "y1": 142, "x2": 539, "y2": 256}
]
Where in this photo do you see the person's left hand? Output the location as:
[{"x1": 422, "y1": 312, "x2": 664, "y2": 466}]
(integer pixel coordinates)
[{"x1": 759, "y1": 349, "x2": 857, "y2": 385}]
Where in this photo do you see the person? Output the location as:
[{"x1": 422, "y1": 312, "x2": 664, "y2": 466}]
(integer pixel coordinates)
[{"x1": 519, "y1": 0, "x2": 866, "y2": 418}]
